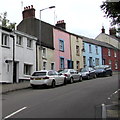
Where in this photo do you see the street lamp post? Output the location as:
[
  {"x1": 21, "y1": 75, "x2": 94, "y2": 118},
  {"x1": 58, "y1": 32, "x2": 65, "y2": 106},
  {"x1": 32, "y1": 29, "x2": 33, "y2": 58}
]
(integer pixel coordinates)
[{"x1": 38, "y1": 6, "x2": 55, "y2": 70}]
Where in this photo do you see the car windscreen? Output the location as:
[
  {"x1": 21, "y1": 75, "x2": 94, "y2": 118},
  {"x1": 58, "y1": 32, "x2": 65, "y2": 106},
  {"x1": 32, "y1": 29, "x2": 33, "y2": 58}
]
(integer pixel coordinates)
[
  {"x1": 59, "y1": 69, "x2": 68, "y2": 73},
  {"x1": 80, "y1": 68, "x2": 88, "y2": 72},
  {"x1": 94, "y1": 66, "x2": 105, "y2": 69},
  {"x1": 32, "y1": 72, "x2": 46, "y2": 76}
]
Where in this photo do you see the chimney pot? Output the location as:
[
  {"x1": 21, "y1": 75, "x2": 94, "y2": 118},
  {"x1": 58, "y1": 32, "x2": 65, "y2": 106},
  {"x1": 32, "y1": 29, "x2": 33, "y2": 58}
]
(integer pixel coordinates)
[
  {"x1": 101, "y1": 26, "x2": 105, "y2": 33},
  {"x1": 56, "y1": 20, "x2": 66, "y2": 30},
  {"x1": 109, "y1": 27, "x2": 116, "y2": 36},
  {"x1": 22, "y1": 5, "x2": 35, "y2": 19}
]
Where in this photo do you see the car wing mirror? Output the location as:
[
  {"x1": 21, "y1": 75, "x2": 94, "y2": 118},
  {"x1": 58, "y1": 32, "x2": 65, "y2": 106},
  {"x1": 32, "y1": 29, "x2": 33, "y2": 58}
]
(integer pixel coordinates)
[{"x1": 58, "y1": 73, "x2": 62, "y2": 75}]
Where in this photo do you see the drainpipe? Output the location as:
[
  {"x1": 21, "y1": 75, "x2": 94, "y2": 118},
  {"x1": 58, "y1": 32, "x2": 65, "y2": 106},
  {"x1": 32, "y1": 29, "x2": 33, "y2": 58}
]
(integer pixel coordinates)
[{"x1": 10, "y1": 34, "x2": 15, "y2": 83}]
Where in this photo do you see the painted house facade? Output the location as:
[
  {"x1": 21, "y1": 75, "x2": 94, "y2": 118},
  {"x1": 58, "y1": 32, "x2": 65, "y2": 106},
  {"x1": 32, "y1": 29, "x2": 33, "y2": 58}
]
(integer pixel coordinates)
[
  {"x1": 96, "y1": 27, "x2": 120, "y2": 50},
  {"x1": 0, "y1": 27, "x2": 37, "y2": 83},
  {"x1": 102, "y1": 45, "x2": 120, "y2": 71},
  {"x1": 70, "y1": 34, "x2": 83, "y2": 70},
  {"x1": 82, "y1": 37, "x2": 102, "y2": 67},
  {"x1": 37, "y1": 45, "x2": 55, "y2": 70},
  {"x1": 53, "y1": 26, "x2": 72, "y2": 71}
]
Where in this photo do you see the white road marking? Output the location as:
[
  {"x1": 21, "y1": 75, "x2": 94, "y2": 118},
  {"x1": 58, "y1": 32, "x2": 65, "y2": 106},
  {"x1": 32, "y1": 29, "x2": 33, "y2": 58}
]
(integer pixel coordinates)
[{"x1": 4, "y1": 107, "x2": 27, "y2": 119}]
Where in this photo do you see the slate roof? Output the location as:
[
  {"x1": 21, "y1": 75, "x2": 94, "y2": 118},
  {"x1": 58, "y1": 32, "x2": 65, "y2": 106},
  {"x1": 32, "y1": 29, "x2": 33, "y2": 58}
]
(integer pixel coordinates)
[{"x1": 82, "y1": 36, "x2": 118, "y2": 49}]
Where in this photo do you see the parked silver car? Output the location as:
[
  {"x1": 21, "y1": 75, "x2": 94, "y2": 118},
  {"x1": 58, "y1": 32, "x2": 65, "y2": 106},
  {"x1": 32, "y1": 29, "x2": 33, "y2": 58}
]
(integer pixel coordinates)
[
  {"x1": 79, "y1": 67, "x2": 96, "y2": 80},
  {"x1": 30, "y1": 70, "x2": 66, "y2": 88},
  {"x1": 58, "y1": 69, "x2": 82, "y2": 83}
]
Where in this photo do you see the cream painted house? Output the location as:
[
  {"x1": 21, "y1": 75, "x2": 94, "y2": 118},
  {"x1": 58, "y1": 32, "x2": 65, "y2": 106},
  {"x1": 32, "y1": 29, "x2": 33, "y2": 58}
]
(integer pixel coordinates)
[
  {"x1": 37, "y1": 45, "x2": 55, "y2": 70},
  {"x1": 96, "y1": 31, "x2": 120, "y2": 50},
  {"x1": 70, "y1": 34, "x2": 83, "y2": 71}
]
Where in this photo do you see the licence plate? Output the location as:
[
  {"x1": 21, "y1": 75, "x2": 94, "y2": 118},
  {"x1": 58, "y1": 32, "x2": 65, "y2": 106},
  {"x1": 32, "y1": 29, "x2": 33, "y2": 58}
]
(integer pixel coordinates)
[{"x1": 35, "y1": 78, "x2": 42, "y2": 80}]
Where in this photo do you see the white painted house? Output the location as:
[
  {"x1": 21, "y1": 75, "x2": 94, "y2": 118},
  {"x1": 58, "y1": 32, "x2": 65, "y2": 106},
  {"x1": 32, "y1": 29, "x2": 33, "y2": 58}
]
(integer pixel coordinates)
[{"x1": 0, "y1": 27, "x2": 37, "y2": 83}]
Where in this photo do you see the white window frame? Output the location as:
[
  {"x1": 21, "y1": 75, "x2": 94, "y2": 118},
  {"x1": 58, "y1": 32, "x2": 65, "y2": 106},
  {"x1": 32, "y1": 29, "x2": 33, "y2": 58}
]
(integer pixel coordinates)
[
  {"x1": 42, "y1": 47, "x2": 47, "y2": 58},
  {"x1": 109, "y1": 60, "x2": 112, "y2": 67},
  {"x1": 16, "y1": 35, "x2": 23, "y2": 46},
  {"x1": 95, "y1": 45, "x2": 98, "y2": 55},
  {"x1": 115, "y1": 61, "x2": 118, "y2": 69},
  {"x1": 24, "y1": 64, "x2": 32, "y2": 75},
  {"x1": 76, "y1": 45, "x2": 80, "y2": 56},
  {"x1": 51, "y1": 62, "x2": 55, "y2": 70},
  {"x1": 43, "y1": 61, "x2": 47, "y2": 70},
  {"x1": 114, "y1": 51, "x2": 117, "y2": 57},
  {"x1": 89, "y1": 44, "x2": 92, "y2": 53},
  {"x1": 2, "y1": 33, "x2": 9, "y2": 47},
  {"x1": 83, "y1": 56, "x2": 86, "y2": 67},
  {"x1": 95, "y1": 58, "x2": 99, "y2": 66},
  {"x1": 27, "y1": 38, "x2": 32, "y2": 48},
  {"x1": 76, "y1": 61, "x2": 80, "y2": 70},
  {"x1": 108, "y1": 49, "x2": 111, "y2": 56}
]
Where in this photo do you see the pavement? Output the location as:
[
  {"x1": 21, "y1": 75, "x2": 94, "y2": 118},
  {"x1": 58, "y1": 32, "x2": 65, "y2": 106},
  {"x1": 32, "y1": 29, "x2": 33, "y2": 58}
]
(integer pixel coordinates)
[
  {"x1": 0, "y1": 72, "x2": 119, "y2": 94},
  {"x1": 0, "y1": 81, "x2": 31, "y2": 94}
]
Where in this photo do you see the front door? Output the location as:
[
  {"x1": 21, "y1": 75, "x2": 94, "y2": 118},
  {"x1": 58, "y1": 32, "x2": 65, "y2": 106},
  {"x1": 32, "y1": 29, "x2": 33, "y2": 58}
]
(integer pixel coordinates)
[{"x1": 13, "y1": 62, "x2": 19, "y2": 83}]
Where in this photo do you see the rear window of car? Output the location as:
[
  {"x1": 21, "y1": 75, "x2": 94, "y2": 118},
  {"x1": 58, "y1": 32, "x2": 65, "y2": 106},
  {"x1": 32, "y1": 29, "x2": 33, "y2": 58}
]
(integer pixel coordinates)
[{"x1": 32, "y1": 72, "x2": 46, "y2": 76}]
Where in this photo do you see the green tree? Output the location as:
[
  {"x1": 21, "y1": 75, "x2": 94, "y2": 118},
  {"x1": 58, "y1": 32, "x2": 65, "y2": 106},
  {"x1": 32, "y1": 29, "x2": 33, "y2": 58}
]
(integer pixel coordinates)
[
  {"x1": 100, "y1": 1, "x2": 120, "y2": 25},
  {"x1": 0, "y1": 12, "x2": 16, "y2": 30}
]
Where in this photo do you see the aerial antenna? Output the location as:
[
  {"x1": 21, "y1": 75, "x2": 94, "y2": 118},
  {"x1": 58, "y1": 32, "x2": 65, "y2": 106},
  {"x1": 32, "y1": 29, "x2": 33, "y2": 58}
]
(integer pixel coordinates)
[
  {"x1": 21, "y1": 1, "x2": 23, "y2": 11},
  {"x1": 54, "y1": 10, "x2": 57, "y2": 25}
]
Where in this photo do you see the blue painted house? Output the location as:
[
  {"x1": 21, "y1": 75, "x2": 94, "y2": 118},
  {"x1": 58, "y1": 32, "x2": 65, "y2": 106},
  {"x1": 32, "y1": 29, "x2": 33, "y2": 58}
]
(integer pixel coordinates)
[{"x1": 82, "y1": 37, "x2": 102, "y2": 67}]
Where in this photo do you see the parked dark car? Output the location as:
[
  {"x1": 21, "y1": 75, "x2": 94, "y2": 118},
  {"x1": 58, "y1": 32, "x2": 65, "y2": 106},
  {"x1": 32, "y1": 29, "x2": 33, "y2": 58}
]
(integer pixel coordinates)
[
  {"x1": 94, "y1": 65, "x2": 112, "y2": 77},
  {"x1": 58, "y1": 69, "x2": 82, "y2": 83},
  {"x1": 79, "y1": 67, "x2": 96, "y2": 80}
]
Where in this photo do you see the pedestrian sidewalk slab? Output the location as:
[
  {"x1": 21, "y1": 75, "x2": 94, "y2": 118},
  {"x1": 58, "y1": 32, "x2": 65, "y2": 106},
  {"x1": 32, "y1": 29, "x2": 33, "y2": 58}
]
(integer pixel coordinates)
[{"x1": 0, "y1": 81, "x2": 31, "y2": 94}]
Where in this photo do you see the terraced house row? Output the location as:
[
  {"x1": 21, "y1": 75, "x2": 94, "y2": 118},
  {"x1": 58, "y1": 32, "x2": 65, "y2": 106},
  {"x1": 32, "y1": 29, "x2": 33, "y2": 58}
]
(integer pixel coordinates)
[{"x1": 0, "y1": 5, "x2": 120, "y2": 83}]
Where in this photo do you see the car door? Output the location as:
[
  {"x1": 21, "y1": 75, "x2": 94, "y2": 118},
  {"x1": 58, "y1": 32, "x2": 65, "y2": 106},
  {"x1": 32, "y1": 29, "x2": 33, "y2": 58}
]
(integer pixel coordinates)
[
  {"x1": 70, "y1": 70, "x2": 75, "y2": 80},
  {"x1": 54, "y1": 71, "x2": 63, "y2": 85},
  {"x1": 89, "y1": 68, "x2": 93, "y2": 78},
  {"x1": 73, "y1": 70, "x2": 79, "y2": 81},
  {"x1": 90, "y1": 68, "x2": 95, "y2": 78}
]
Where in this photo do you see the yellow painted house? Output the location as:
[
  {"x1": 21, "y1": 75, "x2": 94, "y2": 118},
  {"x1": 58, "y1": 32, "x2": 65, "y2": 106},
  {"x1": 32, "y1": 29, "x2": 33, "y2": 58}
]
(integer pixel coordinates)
[{"x1": 70, "y1": 34, "x2": 84, "y2": 71}]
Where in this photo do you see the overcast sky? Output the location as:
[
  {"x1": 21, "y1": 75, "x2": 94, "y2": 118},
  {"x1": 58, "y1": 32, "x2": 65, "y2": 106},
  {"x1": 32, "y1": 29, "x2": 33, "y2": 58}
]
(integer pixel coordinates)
[{"x1": 0, "y1": 0, "x2": 111, "y2": 38}]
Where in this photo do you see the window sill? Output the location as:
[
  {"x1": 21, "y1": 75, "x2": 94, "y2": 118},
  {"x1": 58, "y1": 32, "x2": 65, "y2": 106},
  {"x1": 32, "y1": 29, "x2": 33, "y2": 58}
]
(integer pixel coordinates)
[
  {"x1": 42, "y1": 56, "x2": 47, "y2": 60},
  {"x1": 24, "y1": 75, "x2": 31, "y2": 78},
  {"x1": 1, "y1": 45, "x2": 10, "y2": 49},
  {"x1": 59, "y1": 50, "x2": 64, "y2": 52},
  {"x1": 76, "y1": 54, "x2": 80, "y2": 56},
  {"x1": 27, "y1": 47, "x2": 33, "y2": 50},
  {"x1": 16, "y1": 44, "x2": 23, "y2": 48}
]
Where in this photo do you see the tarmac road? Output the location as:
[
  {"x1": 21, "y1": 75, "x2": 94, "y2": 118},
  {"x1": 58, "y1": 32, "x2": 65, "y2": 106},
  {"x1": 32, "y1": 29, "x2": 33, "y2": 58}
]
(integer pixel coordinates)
[{"x1": 2, "y1": 74, "x2": 119, "y2": 119}]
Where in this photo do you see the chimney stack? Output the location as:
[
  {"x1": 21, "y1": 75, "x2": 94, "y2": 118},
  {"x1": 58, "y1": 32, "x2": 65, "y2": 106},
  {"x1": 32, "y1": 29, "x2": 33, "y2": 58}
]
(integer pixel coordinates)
[
  {"x1": 22, "y1": 5, "x2": 35, "y2": 19},
  {"x1": 55, "y1": 20, "x2": 66, "y2": 30},
  {"x1": 109, "y1": 27, "x2": 116, "y2": 36},
  {"x1": 101, "y1": 26, "x2": 105, "y2": 33}
]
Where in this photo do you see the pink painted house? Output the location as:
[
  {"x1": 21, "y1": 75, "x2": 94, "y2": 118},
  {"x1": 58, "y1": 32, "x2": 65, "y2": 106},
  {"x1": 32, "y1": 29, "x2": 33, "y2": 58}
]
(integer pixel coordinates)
[{"x1": 53, "y1": 21, "x2": 72, "y2": 71}]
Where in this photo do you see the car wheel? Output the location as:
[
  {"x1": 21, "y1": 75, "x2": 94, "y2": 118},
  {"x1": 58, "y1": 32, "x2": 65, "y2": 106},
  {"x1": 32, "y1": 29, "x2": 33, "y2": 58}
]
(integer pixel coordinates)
[
  {"x1": 64, "y1": 78, "x2": 67, "y2": 85},
  {"x1": 110, "y1": 72, "x2": 112, "y2": 76},
  {"x1": 87, "y1": 75, "x2": 90, "y2": 80},
  {"x1": 94, "y1": 74, "x2": 97, "y2": 79},
  {"x1": 70, "y1": 77, "x2": 74, "y2": 84},
  {"x1": 51, "y1": 80, "x2": 56, "y2": 88},
  {"x1": 79, "y1": 76, "x2": 82, "y2": 82},
  {"x1": 31, "y1": 84, "x2": 36, "y2": 89}
]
